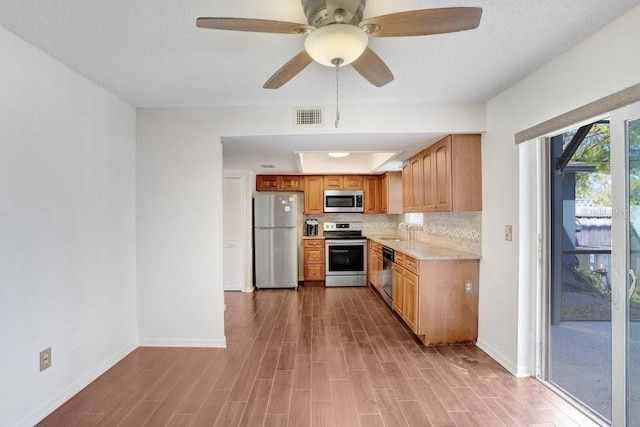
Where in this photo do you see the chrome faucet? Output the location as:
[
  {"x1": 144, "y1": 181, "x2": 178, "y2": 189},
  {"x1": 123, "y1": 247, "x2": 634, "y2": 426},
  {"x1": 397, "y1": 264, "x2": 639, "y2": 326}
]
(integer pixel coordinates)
[{"x1": 398, "y1": 222, "x2": 413, "y2": 241}]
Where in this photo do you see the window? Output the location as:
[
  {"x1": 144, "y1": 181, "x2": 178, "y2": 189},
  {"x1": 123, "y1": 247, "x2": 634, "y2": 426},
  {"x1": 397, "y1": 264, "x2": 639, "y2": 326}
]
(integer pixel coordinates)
[{"x1": 404, "y1": 213, "x2": 423, "y2": 226}]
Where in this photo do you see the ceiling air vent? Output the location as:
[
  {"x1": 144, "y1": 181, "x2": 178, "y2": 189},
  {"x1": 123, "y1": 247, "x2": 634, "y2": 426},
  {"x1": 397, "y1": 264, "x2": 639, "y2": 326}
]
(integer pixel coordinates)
[
  {"x1": 294, "y1": 108, "x2": 324, "y2": 127},
  {"x1": 260, "y1": 164, "x2": 276, "y2": 169}
]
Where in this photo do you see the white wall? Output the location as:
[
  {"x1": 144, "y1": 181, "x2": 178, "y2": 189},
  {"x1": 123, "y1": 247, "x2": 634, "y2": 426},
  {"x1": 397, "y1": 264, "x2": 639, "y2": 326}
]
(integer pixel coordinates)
[
  {"x1": 0, "y1": 25, "x2": 137, "y2": 427},
  {"x1": 136, "y1": 104, "x2": 486, "y2": 347},
  {"x1": 480, "y1": 5, "x2": 640, "y2": 375},
  {"x1": 136, "y1": 111, "x2": 226, "y2": 346}
]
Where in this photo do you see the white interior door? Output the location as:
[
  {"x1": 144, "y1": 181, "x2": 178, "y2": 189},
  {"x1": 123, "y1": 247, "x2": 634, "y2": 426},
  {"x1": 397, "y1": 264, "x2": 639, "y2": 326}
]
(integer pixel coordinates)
[{"x1": 223, "y1": 177, "x2": 243, "y2": 291}]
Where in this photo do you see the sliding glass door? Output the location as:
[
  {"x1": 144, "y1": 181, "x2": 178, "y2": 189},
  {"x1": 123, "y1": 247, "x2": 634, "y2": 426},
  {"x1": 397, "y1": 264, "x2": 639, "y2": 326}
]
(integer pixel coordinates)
[
  {"x1": 610, "y1": 102, "x2": 640, "y2": 426},
  {"x1": 543, "y1": 101, "x2": 640, "y2": 425},
  {"x1": 547, "y1": 122, "x2": 612, "y2": 421}
]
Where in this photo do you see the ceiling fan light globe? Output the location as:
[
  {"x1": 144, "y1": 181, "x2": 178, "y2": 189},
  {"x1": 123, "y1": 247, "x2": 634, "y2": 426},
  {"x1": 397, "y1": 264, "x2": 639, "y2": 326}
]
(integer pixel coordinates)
[{"x1": 304, "y1": 24, "x2": 368, "y2": 67}]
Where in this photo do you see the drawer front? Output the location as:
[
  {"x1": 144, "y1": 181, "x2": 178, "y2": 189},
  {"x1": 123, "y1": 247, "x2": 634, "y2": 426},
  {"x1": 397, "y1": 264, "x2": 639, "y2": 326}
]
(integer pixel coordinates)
[
  {"x1": 304, "y1": 264, "x2": 325, "y2": 280},
  {"x1": 304, "y1": 239, "x2": 325, "y2": 248},
  {"x1": 404, "y1": 255, "x2": 418, "y2": 275},
  {"x1": 394, "y1": 252, "x2": 405, "y2": 267},
  {"x1": 305, "y1": 248, "x2": 324, "y2": 263}
]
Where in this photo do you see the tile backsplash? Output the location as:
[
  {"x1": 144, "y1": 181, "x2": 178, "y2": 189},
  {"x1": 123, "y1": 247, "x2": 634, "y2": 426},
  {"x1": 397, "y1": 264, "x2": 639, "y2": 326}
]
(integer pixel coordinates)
[
  {"x1": 414, "y1": 212, "x2": 482, "y2": 256},
  {"x1": 305, "y1": 213, "x2": 397, "y2": 234},
  {"x1": 304, "y1": 211, "x2": 482, "y2": 256}
]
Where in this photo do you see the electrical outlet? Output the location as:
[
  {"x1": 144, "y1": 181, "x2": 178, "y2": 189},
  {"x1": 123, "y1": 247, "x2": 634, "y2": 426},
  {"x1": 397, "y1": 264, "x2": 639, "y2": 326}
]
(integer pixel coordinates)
[
  {"x1": 40, "y1": 348, "x2": 51, "y2": 371},
  {"x1": 464, "y1": 281, "x2": 473, "y2": 294},
  {"x1": 505, "y1": 225, "x2": 513, "y2": 241}
]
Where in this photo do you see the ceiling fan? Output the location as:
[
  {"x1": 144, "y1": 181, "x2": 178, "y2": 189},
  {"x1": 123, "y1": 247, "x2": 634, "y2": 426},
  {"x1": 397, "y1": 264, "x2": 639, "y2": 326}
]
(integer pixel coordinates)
[{"x1": 197, "y1": 0, "x2": 482, "y2": 89}]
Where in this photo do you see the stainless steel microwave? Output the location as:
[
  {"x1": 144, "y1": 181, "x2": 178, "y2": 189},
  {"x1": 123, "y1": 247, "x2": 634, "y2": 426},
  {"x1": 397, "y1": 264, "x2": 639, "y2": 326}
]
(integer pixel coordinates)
[{"x1": 324, "y1": 190, "x2": 364, "y2": 213}]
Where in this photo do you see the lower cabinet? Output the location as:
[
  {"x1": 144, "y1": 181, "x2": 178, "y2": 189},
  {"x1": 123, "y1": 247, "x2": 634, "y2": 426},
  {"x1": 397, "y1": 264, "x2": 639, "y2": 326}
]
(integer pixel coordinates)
[
  {"x1": 369, "y1": 239, "x2": 479, "y2": 345},
  {"x1": 368, "y1": 241, "x2": 383, "y2": 291},
  {"x1": 304, "y1": 239, "x2": 325, "y2": 285},
  {"x1": 416, "y1": 259, "x2": 479, "y2": 345},
  {"x1": 400, "y1": 268, "x2": 419, "y2": 332},
  {"x1": 392, "y1": 255, "x2": 419, "y2": 334}
]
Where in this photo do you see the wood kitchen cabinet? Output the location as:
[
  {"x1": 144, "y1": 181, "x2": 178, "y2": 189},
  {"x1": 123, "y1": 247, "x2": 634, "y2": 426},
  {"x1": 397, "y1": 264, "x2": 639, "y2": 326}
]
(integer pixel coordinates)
[
  {"x1": 430, "y1": 138, "x2": 451, "y2": 211},
  {"x1": 367, "y1": 240, "x2": 383, "y2": 291},
  {"x1": 303, "y1": 176, "x2": 324, "y2": 214},
  {"x1": 402, "y1": 163, "x2": 412, "y2": 212},
  {"x1": 400, "y1": 268, "x2": 419, "y2": 333},
  {"x1": 392, "y1": 264, "x2": 403, "y2": 313},
  {"x1": 402, "y1": 134, "x2": 481, "y2": 212},
  {"x1": 381, "y1": 172, "x2": 403, "y2": 214},
  {"x1": 392, "y1": 252, "x2": 419, "y2": 333},
  {"x1": 417, "y1": 259, "x2": 479, "y2": 345},
  {"x1": 410, "y1": 157, "x2": 423, "y2": 212},
  {"x1": 324, "y1": 175, "x2": 363, "y2": 190},
  {"x1": 388, "y1": 246, "x2": 479, "y2": 345},
  {"x1": 256, "y1": 175, "x2": 302, "y2": 191},
  {"x1": 304, "y1": 239, "x2": 325, "y2": 285},
  {"x1": 420, "y1": 148, "x2": 433, "y2": 211},
  {"x1": 363, "y1": 175, "x2": 381, "y2": 214}
]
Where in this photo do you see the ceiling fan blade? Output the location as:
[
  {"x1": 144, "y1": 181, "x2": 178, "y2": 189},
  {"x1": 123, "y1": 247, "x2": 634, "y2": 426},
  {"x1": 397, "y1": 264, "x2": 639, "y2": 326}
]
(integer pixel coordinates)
[
  {"x1": 196, "y1": 17, "x2": 314, "y2": 35},
  {"x1": 360, "y1": 7, "x2": 482, "y2": 37},
  {"x1": 326, "y1": 0, "x2": 362, "y2": 23},
  {"x1": 263, "y1": 51, "x2": 313, "y2": 89},
  {"x1": 351, "y1": 48, "x2": 394, "y2": 87}
]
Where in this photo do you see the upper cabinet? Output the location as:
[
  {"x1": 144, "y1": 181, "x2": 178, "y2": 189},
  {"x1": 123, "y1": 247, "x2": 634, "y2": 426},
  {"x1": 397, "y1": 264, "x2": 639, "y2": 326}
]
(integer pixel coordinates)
[
  {"x1": 256, "y1": 175, "x2": 303, "y2": 192},
  {"x1": 410, "y1": 156, "x2": 423, "y2": 211},
  {"x1": 255, "y1": 172, "x2": 409, "y2": 215},
  {"x1": 304, "y1": 176, "x2": 324, "y2": 215},
  {"x1": 363, "y1": 175, "x2": 381, "y2": 214},
  {"x1": 361, "y1": 173, "x2": 404, "y2": 215},
  {"x1": 402, "y1": 163, "x2": 412, "y2": 212},
  {"x1": 381, "y1": 172, "x2": 403, "y2": 214},
  {"x1": 403, "y1": 134, "x2": 481, "y2": 212},
  {"x1": 324, "y1": 175, "x2": 363, "y2": 190}
]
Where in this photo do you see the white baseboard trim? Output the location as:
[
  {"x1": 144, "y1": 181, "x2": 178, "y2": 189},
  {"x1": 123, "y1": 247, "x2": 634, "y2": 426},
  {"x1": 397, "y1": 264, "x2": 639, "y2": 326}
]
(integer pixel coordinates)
[
  {"x1": 18, "y1": 341, "x2": 137, "y2": 427},
  {"x1": 476, "y1": 337, "x2": 531, "y2": 377},
  {"x1": 138, "y1": 337, "x2": 227, "y2": 348}
]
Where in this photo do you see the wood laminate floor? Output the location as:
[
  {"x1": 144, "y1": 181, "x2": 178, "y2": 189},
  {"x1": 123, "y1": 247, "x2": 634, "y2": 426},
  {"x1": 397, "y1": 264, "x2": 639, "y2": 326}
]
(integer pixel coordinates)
[{"x1": 37, "y1": 286, "x2": 599, "y2": 426}]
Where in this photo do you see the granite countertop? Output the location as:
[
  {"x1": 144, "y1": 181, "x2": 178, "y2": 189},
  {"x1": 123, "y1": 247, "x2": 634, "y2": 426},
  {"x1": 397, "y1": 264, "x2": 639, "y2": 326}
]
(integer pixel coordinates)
[{"x1": 367, "y1": 236, "x2": 480, "y2": 261}]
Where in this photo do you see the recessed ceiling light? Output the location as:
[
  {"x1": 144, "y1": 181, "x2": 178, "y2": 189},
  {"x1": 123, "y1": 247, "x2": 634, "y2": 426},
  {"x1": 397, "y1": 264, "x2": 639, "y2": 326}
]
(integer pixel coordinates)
[{"x1": 328, "y1": 152, "x2": 349, "y2": 158}]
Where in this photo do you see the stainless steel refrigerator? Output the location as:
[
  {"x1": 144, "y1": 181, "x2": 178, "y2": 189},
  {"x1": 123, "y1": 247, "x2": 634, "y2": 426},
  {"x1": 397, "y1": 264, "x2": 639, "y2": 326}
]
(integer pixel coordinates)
[{"x1": 253, "y1": 193, "x2": 298, "y2": 289}]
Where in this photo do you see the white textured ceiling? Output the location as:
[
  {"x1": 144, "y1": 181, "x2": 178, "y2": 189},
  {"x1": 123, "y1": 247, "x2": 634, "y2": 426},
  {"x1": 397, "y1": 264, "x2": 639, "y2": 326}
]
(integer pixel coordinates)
[
  {"x1": 1, "y1": 0, "x2": 638, "y2": 108},
  {"x1": 2, "y1": 0, "x2": 639, "y2": 173}
]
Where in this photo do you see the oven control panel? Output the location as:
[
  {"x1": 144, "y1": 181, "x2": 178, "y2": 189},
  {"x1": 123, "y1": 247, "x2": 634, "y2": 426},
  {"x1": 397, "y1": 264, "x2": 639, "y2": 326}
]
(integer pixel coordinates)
[{"x1": 323, "y1": 222, "x2": 363, "y2": 232}]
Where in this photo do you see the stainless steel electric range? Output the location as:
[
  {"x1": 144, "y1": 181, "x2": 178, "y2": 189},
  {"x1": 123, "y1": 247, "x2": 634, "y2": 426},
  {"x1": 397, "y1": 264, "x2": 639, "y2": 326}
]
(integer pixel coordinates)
[{"x1": 323, "y1": 222, "x2": 367, "y2": 287}]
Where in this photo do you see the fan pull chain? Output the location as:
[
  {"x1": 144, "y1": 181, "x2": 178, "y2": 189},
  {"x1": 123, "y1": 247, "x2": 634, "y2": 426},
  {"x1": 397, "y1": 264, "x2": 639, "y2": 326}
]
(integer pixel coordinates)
[
  {"x1": 335, "y1": 64, "x2": 340, "y2": 128},
  {"x1": 332, "y1": 58, "x2": 344, "y2": 128}
]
